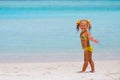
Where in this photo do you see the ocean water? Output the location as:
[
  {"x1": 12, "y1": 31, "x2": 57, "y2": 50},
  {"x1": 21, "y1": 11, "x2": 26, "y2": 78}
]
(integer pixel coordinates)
[{"x1": 0, "y1": 0, "x2": 120, "y2": 62}]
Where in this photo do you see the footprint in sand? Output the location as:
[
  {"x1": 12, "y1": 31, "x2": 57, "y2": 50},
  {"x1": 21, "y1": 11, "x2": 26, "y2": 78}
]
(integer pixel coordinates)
[
  {"x1": 47, "y1": 67, "x2": 57, "y2": 70},
  {"x1": 42, "y1": 71, "x2": 52, "y2": 75},
  {"x1": 43, "y1": 66, "x2": 59, "y2": 75}
]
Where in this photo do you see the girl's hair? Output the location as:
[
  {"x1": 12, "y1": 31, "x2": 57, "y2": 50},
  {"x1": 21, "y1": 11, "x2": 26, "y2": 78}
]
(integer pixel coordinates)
[
  {"x1": 76, "y1": 19, "x2": 92, "y2": 32},
  {"x1": 76, "y1": 22, "x2": 80, "y2": 31}
]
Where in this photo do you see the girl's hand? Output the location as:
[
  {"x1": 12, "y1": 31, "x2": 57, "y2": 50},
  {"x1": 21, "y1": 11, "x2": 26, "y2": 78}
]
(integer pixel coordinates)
[
  {"x1": 88, "y1": 32, "x2": 99, "y2": 44},
  {"x1": 93, "y1": 39, "x2": 99, "y2": 44}
]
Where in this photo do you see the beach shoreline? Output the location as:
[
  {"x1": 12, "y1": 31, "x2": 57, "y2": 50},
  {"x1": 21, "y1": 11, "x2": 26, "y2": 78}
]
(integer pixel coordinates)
[{"x1": 0, "y1": 53, "x2": 120, "y2": 63}]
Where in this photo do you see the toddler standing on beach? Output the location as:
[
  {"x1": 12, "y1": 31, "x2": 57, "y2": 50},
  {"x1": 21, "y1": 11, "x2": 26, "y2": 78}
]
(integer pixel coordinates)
[{"x1": 76, "y1": 19, "x2": 99, "y2": 73}]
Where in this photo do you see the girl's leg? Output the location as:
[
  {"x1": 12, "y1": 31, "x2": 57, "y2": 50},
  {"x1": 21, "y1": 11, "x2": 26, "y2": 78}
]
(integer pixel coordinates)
[
  {"x1": 88, "y1": 52, "x2": 95, "y2": 72},
  {"x1": 81, "y1": 50, "x2": 89, "y2": 72}
]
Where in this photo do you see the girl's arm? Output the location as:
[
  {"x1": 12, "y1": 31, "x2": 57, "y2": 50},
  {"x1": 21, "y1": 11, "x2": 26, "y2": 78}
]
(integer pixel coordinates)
[{"x1": 88, "y1": 32, "x2": 99, "y2": 44}]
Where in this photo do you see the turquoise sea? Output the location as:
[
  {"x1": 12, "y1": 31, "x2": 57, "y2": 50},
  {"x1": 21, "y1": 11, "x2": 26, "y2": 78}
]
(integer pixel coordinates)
[{"x1": 0, "y1": 0, "x2": 120, "y2": 62}]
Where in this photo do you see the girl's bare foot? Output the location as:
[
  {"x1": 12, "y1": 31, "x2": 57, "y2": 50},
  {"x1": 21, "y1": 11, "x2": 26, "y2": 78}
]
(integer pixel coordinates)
[
  {"x1": 80, "y1": 71, "x2": 85, "y2": 73},
  {"x1": 90, "y1": 70, "x2": 95, "y2": 73}
]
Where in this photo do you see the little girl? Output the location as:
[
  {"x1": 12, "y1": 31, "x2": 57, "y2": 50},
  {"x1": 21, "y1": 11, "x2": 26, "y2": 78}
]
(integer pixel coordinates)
[{"x1": 76, "y1": 19, "x2": 99, "y2": 73}]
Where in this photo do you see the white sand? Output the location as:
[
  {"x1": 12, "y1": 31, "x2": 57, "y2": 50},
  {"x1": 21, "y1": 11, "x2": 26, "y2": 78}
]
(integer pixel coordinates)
[{"x1": 0, "y1": 60, "x2": 120, "y2": 80}]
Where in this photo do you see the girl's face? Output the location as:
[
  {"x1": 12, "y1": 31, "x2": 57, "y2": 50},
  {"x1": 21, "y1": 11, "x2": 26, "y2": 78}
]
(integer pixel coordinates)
[{"x1": 79, "y1": 21, "x2": 88, "y2": 32}]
